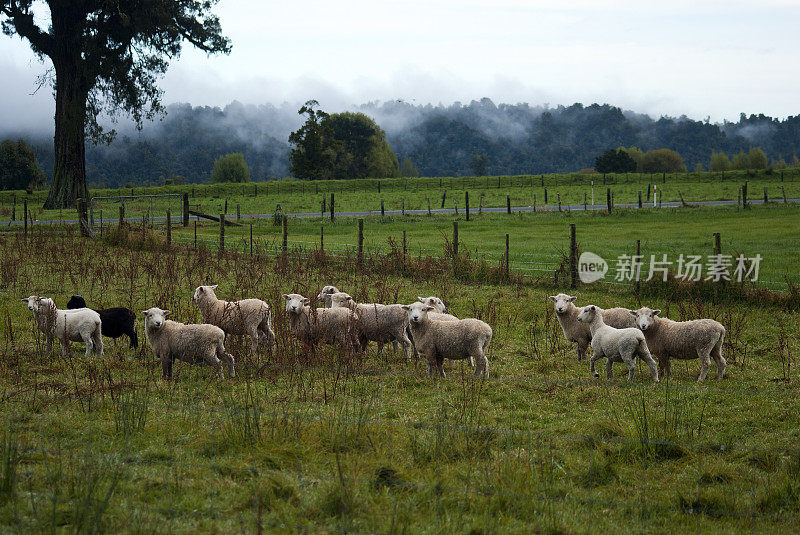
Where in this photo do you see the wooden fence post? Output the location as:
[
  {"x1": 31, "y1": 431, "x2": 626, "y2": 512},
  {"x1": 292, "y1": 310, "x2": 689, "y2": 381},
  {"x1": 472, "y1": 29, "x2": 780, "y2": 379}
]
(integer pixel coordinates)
[
  {"x1": 635, "y1": 239, "x2": 641, "y2": 294},
  {"x1": 224, "y1": 198, "x2": 228, "y2": 214},
  {"x1": 638, "y1": 191, "x2": 643, "y2": 208},
  {"x1": 713, "y1": 232, "x2": 721, "y2": 257},
  {"x1": 764, "y1": 187, "x2": 768, "y2": 204},
  {"x1": 320, "y1": 226, "x2": 324, "y2": 252},
  {"x1": 194, "y1": 220, "x2": 197, "y2": 250},
  {"x1": 330, "y1": 193, "x2": 335, "y2": 221},
  {"x1": 441, "y1": 190, "x2": 447, "y2": 208},
  {"x1": 381, "y1": 199, "x2": 385, "y2": 217},
  {"x1": 742, "y1": 182, "x2": 748, "y2": 208},
  {"x1": 465, "y1": 191, "x2": 470, "y2": 221},
  {"x1": 119, "y1": 205, "x2": 125, "y2": 226},
  {"x1": 505, "y1": 234, "x2": 510, "y2": 280},
  {"x1": 557, "y1": 193, "x2": 561, "y2": 212},
  {"x1": 427, "y1": 198, "x2": 432, "y2": 216},
  {"x1": 402, "y1": 200, "x2": 405, "y2": 216},
  {"x1": 11, "y1": 195, "x2": 15, "y2": 221},
  {"x1": 77, "y1": 198, "x2": 90, "y2": 237},
  {"x1": 357, "y1": 218, "x2": 364, "y2": 268},
  {"x1": 219, "y1": 214, "x2": 225, "y2": 253},
  {"x1": 182, "y1": 193, "x2": 189, "y2": 226},
  {"x1": 606, "y1": 188, "x2": 612, "y2": 214},
  {"x1": 402, "y1": 230, "x2": 406, "y2": 274},
  {"x1": 166, "y1": 209, "x2": 171, "y2": 245},
  {"x1": 250, "y1": 223, "x2": 253, "y2": 256},
  {"x1": 236, "y1": 203, "x2": 240, "y2": 221},
  {"x1": 507, "y1": 195, "x2": 512, "y2": 214},
  {"x1": 544, "y1": 187, "x2": 548, "y2": 204},
  {"x1": 378, "y1": 180, "x2": 381, "y2": 194},
  {"x1": 452, "y1": 221, "x2": 458, "y2": 274},
  {"x1": 569, "y1": 223, "x2": 577, "y2": 289},
  {"x1": 533, "y1": 194, "x2": 536, "y2": 212},
  {"x1": 282, "y1": 214, "x2": 288, "y2": 255}
]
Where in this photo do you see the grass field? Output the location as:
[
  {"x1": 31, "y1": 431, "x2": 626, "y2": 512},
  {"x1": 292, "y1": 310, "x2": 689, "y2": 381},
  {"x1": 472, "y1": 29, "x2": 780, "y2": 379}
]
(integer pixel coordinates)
[
  {"x1": 0, "y1": 177, "x2": 799, "y2": 533},
  {"x1": 2, "y1": 168, "x2": 799, "y2": 224}
]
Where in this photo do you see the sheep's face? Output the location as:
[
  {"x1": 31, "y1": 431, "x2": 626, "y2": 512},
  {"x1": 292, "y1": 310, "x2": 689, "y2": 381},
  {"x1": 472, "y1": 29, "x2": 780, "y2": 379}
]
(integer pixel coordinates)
[
  {"x1": 329, "y1": 292, "x2": 354, "y2": 309},
  {"x1": 402, "y1": 302, "x2": 434, "y2": 324},
  {"x1": 630, "y1": 307, "x2": 660, "y2": 331},
  {"x1": 316, "y1": 286, "x2": 339, "y2": 304},
  {"x1": 418, "y1": 296, "x2": 446, "y2": 313},
  {"x1": 549, "y1": 293, "x2": 577, "y2": 314},
  {"x1": 142, "y1": 308, "x2": 170, "y2": 328},
  {"x1": 21, "y1": 296, "x2": 41, "y2": 312},
  {"x1": 576, "y1": 305, "x2": 597, "y2": 324},
  {"x1": 193, "y1": 285, "x2": 218, "y2": 303},
  {"x1": 283, "y1": 294, "x2": 310, "y2": 314}
]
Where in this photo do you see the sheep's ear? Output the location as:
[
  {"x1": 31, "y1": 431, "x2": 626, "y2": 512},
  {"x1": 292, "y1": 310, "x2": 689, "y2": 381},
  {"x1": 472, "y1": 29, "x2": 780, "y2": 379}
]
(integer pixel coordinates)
[
  {"x1": 163, "y1": 310, "x2": 171, "y2": 317},
  {"x1": 401, "y1": 305, "x2": 410, "y2": 311},
  {"x1": 141, "y1": 311, "x2": 149, "y2": 317},
  {"x1": 210, "y1": 285, "x2": 218, "y2": 290},
  {"x1": 568, "y1": 296, "x2": 577, "y2": 302},
  {"x1": 629, "y1": 310, "x2": 637, "y2": 316},
  {"x1": 282, "y1": 294, "x2": 290, "y2": 300},
  {"x1": 653, "y1": 309, "x2": 661, "y2": 316},
  {"x1": 20, "y1": 298, "x2": 29, "y2": 302},
  {"x1": 425, "y1": 306, "x2": 435, "y2": 312},
  {"x1": 197, "y1": 287, "x2": 204, "y2": 293},
  {"x1": 302, "y1": 298, "x2": 310, "y2": 305},
  {"x1": 548, "y1": 295, "x2": 557, "y2": 302},
  {"x1": 344, "y1": 295, "x2": 352, "y2": 301},
  {"x1": 418, "y1": 296, "x2": 425, "y2": 302}
]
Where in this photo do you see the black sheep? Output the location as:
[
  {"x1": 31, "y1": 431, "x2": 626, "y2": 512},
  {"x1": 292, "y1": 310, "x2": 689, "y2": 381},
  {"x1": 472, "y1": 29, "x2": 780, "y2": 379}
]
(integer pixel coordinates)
[{"x1": 67, "y1": 295, "x2": 138, "y2": 348}]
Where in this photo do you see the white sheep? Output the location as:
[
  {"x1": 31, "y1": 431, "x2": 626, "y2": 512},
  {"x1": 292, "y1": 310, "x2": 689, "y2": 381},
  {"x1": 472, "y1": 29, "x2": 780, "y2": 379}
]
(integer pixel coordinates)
[
  {"x1": 414, "y1": 295, "x2": 466, "y2": 363},
  {"x1": 193, "y1": 285, "x2": 275, "y2": 354},
  {"x1": 402, "y1": 302, "x2": 492, "y2": 379},
  {"x1": 142, "y1": 307, "x2": 235, "y2": 379},
  {"x1": 316, "y1": 285, "x2": 341, "y2": 308},
  {"x1": 283, "y1": 293, "x2": 358, "y2": 350},
  {"x1": 576, "y1": 305, "x2": 658, "y2": 382},
  {"x1": 22, "y1": 296, "x2": 103, "y2": 358},
  {"x1": 329, "y1": 292, "x2": 413, "y2": 359},
  {"x1": 549, "y1": 293, "x2": 636, "y2": 360},
  {"x1": 630, "y1": 307, "x2": 726, "y2": 382}
]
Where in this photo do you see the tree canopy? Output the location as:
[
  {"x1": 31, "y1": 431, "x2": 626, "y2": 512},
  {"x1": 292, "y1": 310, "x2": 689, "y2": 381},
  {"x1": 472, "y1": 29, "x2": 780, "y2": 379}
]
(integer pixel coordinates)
[
  {"x1": 1, "y1": 0, "x2": 230, "y2": 208},
  {"x1": 289, "y1": 102, "x2": 399, "y2": 179},
  {"x1": 211, "y1": 153, "x2": 250, "y2": 183},
  {"x1": 0, "y1": 139, "x2": 46, "y2": 190},
  {"x1": 595, "y1": 149, "x2": 637, "y2": 173},
  {"x1": 641, "y1": 148, "x2": 686, "y2": 173}
]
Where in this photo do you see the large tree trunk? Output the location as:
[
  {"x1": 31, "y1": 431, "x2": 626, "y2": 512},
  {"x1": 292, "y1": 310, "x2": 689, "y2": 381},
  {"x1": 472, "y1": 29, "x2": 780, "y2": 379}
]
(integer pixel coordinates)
[{"x1": 43, "y1": 61, "x2": 89, "y2": 210}]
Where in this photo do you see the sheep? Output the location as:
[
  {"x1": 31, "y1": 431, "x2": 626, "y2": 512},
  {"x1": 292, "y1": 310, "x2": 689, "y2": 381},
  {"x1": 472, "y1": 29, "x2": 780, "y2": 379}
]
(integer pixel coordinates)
[
  {"x1": 629, "y1": 307, "x2": 726, "y2": 382},
  {"x1": 142, "y1": 307, "x2": 235, "y2": 379},
  {"x1": 283, "y1": 293, "x2": 358, "y2": 350},
  {"x1": 67, "y1": 295, "x2": 138, "y2": 349},
  {"x1": 549, "y1": 293, "x2": 636, "y2": 361},
  {"x1": 413, "y1": 295, "x2": 467, "y2": 363},
  {"x1": 329, "y1": 292, "x2": 413, "y2": 359},
  {"x1": 193, "y1": 285, "x2": 275, "y2": 355},
  {"x1": 22, "y1": 296, "x2": 103, "y2": 358},
  {"x1": 576, "y1": 305, "x2": 658, "y2": 382},
  {"x1": 402, "y1": 301, "x2": 492, "y2": 379},
  {"x1": 316, "y1": 285, "x2": 341, "y2": 308}
]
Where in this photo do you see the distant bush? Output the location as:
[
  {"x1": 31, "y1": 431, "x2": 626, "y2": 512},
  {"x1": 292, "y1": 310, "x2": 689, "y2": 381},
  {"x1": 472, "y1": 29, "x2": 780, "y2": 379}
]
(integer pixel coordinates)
[{"x1": 211, "y1": 153, "x2": 250, "y2": 183}]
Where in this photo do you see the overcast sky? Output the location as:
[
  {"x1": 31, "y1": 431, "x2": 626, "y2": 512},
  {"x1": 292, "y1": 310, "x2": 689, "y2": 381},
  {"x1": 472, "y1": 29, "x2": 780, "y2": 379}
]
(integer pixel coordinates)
[{"x1": 2, "y1": 0, "x2": 799, "y2": 131}]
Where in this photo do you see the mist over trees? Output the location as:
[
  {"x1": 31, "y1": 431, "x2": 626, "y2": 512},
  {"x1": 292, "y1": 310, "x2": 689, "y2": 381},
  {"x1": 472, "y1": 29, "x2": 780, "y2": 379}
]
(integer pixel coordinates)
[{"x1": 3, "y1": 99, "x2": 800, "y2": 186}]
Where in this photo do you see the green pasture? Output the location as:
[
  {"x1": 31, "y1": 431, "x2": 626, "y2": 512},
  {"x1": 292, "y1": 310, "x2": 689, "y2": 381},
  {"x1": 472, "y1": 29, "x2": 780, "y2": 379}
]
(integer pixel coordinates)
[{"x1": 0, "y1": 228, "x2": 798, "y2": 533}]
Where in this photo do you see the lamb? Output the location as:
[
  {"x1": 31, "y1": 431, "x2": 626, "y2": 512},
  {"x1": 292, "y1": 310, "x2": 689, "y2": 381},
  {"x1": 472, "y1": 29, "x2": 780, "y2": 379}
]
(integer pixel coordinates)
[
  {"x1": 402, "y1": 302, "x2": 492, "y2": 379},
  {"x1": 576, "y1": 305, "x2": 658, "y2": 382},
  {"x1": 67, "y1": 295, "x2": 138, "y2": 349},
  {"x1": 329, "y1": 292, "x2": 413, "y2": 359},
  {"x1": 413, "y1": 295, "x2": 466, "y2": 363},
  {"x1": 549, "y1": 293, "x2": 636, "y2": 361},
  {"x1": 22, "y1": 296, "x2": 103, "y2": 358},
  {"x1": 193, "y1": 285, "x2": 275, "y2": 354},
  {"x1": 142, "y1": 307, "x2": 235, "y2": 379},
  {"x1": 629, "y1": 307, "x2": 726, "y2": 382},
  {"x1": 283, "y1": 293, "x2": 358, "y2": 350},
  {"x1": 316, "y1": 286, "x2": 341, "y2": 308}
]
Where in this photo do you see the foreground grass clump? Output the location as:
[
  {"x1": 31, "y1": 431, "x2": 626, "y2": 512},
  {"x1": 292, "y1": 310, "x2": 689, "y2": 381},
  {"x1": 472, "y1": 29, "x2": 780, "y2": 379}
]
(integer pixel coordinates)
[{"x1": 0, "y1": 228, "x2": 798, "y2": 532}]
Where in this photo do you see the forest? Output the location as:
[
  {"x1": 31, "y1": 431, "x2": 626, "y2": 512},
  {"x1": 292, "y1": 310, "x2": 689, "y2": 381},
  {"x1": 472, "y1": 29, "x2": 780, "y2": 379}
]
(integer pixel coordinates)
[{"x1": 3, "y1": 99, "x2": 800, "y2": 186}]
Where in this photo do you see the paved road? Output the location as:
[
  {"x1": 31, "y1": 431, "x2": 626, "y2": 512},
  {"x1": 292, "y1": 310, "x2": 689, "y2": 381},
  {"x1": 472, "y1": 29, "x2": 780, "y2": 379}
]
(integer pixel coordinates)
[{"x1": 5, "y1": 198, "x2": 798, "y2": 226}]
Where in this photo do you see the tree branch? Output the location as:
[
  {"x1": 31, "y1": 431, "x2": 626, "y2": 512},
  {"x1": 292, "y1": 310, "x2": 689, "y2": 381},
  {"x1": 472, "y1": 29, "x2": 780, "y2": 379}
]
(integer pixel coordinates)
[{"x1": 1, "y1": 0, "x2": 55, "y2": 56}]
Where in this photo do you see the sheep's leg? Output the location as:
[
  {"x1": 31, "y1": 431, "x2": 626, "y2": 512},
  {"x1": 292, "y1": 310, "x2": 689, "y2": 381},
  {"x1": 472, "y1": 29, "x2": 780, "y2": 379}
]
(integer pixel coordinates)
[
  {"x1": 638, "y1": 347, "x2": 659, "y2": 383},
  {"x1": 204, "y1": 352, "x2": 224, "y2": 378},
  {"x1": 247, "y1": 326, "x2": 260, "y2": 355},
  {"x1": 622, "y1": 354, "x2": 636, "y2": 382},
  {"x1": 82, "y1": 332, "x2": 94, "y2": 358},
  {"x1": 219, "y1": 350, "x2": 235, "y2": 378},
  {"x1": 589, "y1": 353, "x2": 602, "y2": 378},
  {"x1": 424, "y1": 353, "x2": 437, "y2": 378},
  {"x1": 161, "y1": 355, "x2": 173, "y2": 380},
  {"x1": 94, "y1": 330, "x2": 104, "y2": 358},
  {"x1": 392, "y1": 340, "x2": 399, "y2": 353},
  {"x1": 46, "y1": 336, "x2": 53, "y2": 355},
  {"x1": 577, "y1": 340, "x2": 588, "y2": 362},
  {"x1": 712, "y1": 335, "x2": 726, "y2": 380},
  {"x1": 436, "y1": 355, "x2": 446, "y2": 378},
  {"x1": 474, "y1": 351, "x2": 489, "y2": 379},
  {"x1": 606, "y1": 359, "x2": 614, "y2": 380},
  {"x1": 696, "y1": 347, "x2": 713, "y2": 382},
  {"x1": 396, "y1": 329, "x2": 414, "y2": 361},
  {"x1": 658, "y1": 356, "x2": 671, "y2": 378}
]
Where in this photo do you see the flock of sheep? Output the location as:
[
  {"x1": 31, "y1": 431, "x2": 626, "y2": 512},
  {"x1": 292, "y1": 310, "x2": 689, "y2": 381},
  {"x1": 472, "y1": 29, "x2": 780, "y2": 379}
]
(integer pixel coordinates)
[{"x1": 20, "y1": 287, "x2": 726, "y2": 383}]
